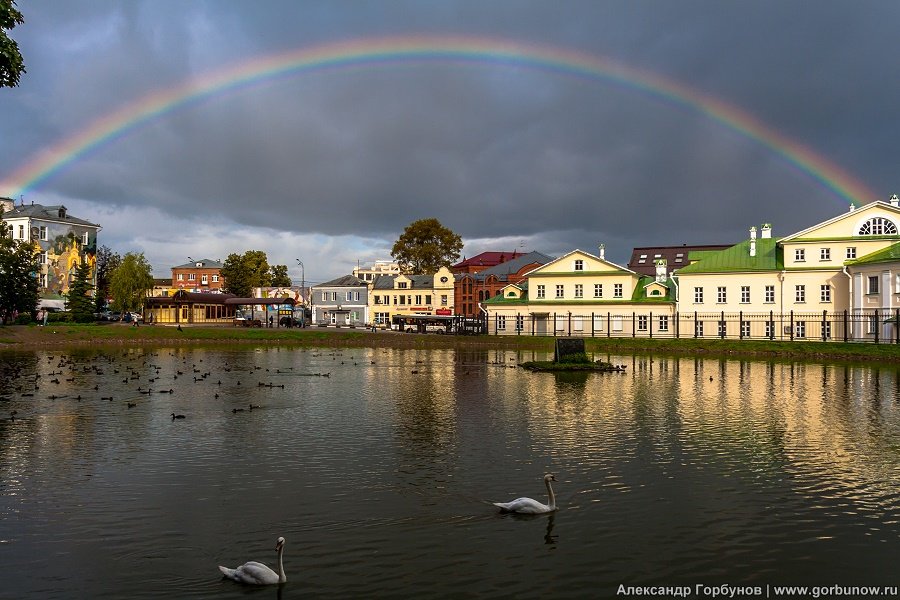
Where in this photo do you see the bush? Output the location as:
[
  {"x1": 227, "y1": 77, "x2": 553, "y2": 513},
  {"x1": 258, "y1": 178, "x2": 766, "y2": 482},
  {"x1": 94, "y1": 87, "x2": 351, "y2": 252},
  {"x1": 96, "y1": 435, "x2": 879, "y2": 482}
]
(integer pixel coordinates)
[
  {"x1": 557, "y1": 352, "x2": 593, "y2": 364},
  {"x1": 46, "y1": 311, "x2": 73, "y2": 323},
  {"x1": 15, "y1": 313, "x2": 32, "y2": 325}
]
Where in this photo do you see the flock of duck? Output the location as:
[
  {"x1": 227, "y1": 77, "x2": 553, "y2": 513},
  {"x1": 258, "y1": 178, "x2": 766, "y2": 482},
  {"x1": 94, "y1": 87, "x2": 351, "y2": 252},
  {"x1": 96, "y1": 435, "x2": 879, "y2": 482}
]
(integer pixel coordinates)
[{"x1": 1, "y1": 349, "x2": 560, "y2": 587}]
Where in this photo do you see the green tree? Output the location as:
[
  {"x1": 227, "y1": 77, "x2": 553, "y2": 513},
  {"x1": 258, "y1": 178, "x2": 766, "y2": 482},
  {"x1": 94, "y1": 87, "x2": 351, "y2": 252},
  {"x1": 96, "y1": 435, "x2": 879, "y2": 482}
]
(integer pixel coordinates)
[
  {"x1": 67, "y1": 261, "x2": 95, "y2": 323},
  {"x1": 94, "y1": 245, "x2": 121, "y2": 312},
  {"x1": 221, "y1": 250, "x2": 271, "y2": 297},
  {"x1": 109, "y1": 252, "x2": 153, "y2": 316},
  {"x1": 391, "y1": 218, "x2": 463, "y2": 274},
  {"x1": 1, "y1": 1, "x2": 25, "y2": 88},
  {"x1": 0, "y1": 205, "x2": 39, "y2": 323},
  {"x1": 270, "y1": 264, "x2": 291, "y2": 287}
]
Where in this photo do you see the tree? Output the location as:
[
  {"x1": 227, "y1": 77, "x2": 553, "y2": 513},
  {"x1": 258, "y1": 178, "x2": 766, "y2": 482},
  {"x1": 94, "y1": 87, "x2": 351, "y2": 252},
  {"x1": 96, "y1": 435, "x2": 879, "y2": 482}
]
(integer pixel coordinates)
[
  {"x1": 1, "y1": 1, "x2": 25, "y2": 88},
  {"x1": 109, "y1": 252, "x2": 153, "y2": 316},
  {"x1": 67, "y1": 262, "x2": 95, "y2": 323},
  {"x1": 391, "y1": 218, "x2": 463, "y2": 274},
  {"x1": 220, "y1": 250, "x2": 271, "y2": 297},
  {"x1": 0, "y1": 205, "x2": 39, "y2": 323},
  {"x1": 270, "y1": 264, "x2": 291, "y2": 287},
  {"x1": 94, "y1": 245, "x2": 121, "y2": 312}
]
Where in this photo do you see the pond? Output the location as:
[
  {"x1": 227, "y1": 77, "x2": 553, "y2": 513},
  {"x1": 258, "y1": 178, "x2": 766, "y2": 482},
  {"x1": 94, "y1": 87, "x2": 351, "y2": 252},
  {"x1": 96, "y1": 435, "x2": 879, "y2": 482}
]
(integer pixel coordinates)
[{"x1": 1, "y1": 346, "x2": 899, "y2": 598}]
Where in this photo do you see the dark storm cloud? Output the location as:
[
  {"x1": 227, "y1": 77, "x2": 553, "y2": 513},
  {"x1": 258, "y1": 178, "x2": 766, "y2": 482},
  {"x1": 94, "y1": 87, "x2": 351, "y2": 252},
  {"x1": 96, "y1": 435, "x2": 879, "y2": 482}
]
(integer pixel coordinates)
[{"x1": 1, "y1": 1, "x2": 898, "y2": 275}]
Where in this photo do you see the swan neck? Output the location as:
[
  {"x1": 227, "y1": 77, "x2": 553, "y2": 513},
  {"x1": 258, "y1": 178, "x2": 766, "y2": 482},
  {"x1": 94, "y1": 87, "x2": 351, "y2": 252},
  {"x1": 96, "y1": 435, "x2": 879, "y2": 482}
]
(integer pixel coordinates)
[
  {"x1": 277, "y1": 544, "x2": 286, "y2": 583},
  {"x1": 546, "y1": 478, "x2": 556, "y2": 509}
]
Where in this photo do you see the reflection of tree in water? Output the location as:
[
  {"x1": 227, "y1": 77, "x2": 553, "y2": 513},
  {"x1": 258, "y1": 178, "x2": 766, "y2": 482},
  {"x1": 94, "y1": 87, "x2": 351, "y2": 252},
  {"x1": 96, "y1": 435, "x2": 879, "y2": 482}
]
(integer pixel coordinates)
[{"x1": 393, "y1": 375, "x2": 458, "y2": 483}]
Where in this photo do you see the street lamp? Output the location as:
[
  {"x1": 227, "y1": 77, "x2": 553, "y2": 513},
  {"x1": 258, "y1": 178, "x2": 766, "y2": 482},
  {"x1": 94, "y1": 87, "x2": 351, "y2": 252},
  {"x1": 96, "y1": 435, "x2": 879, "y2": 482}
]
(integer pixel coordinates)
[{"x1": 296, "y1": 259, "x2": 305, "y2": 327}]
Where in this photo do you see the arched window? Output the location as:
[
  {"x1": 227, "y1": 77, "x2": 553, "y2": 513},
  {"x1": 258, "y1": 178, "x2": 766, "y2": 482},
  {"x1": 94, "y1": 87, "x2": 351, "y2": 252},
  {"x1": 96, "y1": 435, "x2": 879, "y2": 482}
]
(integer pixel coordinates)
[{"x1": 858, "y1": 217, "x2": 898, "y2": 236}]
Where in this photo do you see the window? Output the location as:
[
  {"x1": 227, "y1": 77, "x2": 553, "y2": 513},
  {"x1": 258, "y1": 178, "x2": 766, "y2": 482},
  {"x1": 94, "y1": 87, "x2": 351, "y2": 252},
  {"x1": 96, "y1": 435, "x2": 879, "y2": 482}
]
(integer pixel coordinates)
[
  {"x1": 795, "y1": 249, "x2": 805, "y2": 262},
  {"x1": 859, "y1": 217, "x2": 898, "y2": 236},
  {"x1": 555, "y1": 315, "x2": 566, "y2": 331},
  {"x1": 658, "y1": 315, "x2": 669, "y2": 332},
  {"x1": 331, "y1": 292, "x2": 338, "y2": 302},
  {"x1": 614, "y1": 283, "x2": 623, "y2": 298},
  {"x1": 593, "y1": 314, "x2": 604, "y2": 331},
  {"x1": 574, "y1": 259, "x2": 583, "y2": 271},
  {"x1": 795, "y1": 321, "x2": 806, "y2": 338},
  {"x1": 717, "y1": 287, "x2": 726, "y2": 303},
  {"x1": 740, "y1": 286, "x2": 750, "y2": 304},
  {"x1": 823, "y1": 321, "x2": 832, "y2": 340},
  {"x1": 637, "y1": 315, "x2": 648, "y2": 331},
  {"x1": 573, "y1": 316, "x2": 584, "y2": 332},
  {"x1": 321, "y1": 291, "x2": 328, "y2": 302},
  {"x1": 355, "y1": 291, "x2": 361, "y2": 302},
  {"x1": 695, "y1": 321, "x2": 704, "y2": 337},
  {"x1": 638, "y1": 254, "x2": 647, "y2": 264},
  {"x1": 536, "y1": 284, "x2": 545, "y2": 299},
  {"x1": 177, "y1": 273, "x2": 183, "y2": 281},
  {"x1": 765, "y1": 320, "x2": 774, "y2": 339},
  {"x1": 17, "y1": 224, "x2": 24, "y2": 239},
  {"x1": 694, "y1": 287, "x2": 704, "y2": 304},
  {"x1": 515, "y1": 316, "x2": 524, "y2": 332},
  {"x1": 496, "y1": 315, "x2": 506, "y2": 331},
  {"x1": 765, "y1": 285, "x2": 775, "y2": 303},
  {"x1": 397, "y1": 281, "x2": 407, "y2": 289},
  {"x1": 398, "y1": 295, "x2": 406, "y2": 305},
  {"x1": 795, "y1": 285, "x2": 805, "y2": 303},
  {"x1": 375, "y1": 312, "x2": 389, "y2": 325},
  {"x1": 39, "y1": 226, "x2": 47, "y2": 241},
  {"x1": 594, "y1": 283, "x2": 603, "y2": 298},
  {"x1": 846, "y1": 247, "x2": 857, "y2": 259},
  {"x1": 374, "y1": 295, "x2": 382, "y2": 305},
  {"x1": 741, "y1": 321, "x2": 751, "y2": 338},
  {"x1": 425, "y1": 295, "x2": 431, "y2": 305},
  {"x1": 441, "y1": 295, "x2": 448, "y2": 306},
  {"x1": 39, "y1": 273, "x2": 48, "y2": 287},
  {"x1": 675, "y1": 253, "x2": 684, "y2": 263},
  {"x1": 201, "y1": 274, "x2": 208, "y2": 284},
  {"x1": 212, "y1": 275, "x2": 219, "y2": 283},
  {"x1": 39, "y1": 251, "x2": 47, "y2": 265},
  {"x1": 867, "y1": 315, "x2": 878, "y2": 334},
  {"x1": 555, "y1": 284, "x2": 564, "y2": 298},
  {"x1": 574, "y1": 284, "x2": 583, "y2": 298},
  {"x1": 188, "y1": 273, "x2": 196, "y2": 281},
  {"x1": 868, "y1": 275, "x2": 880, "y2": 295},
  {"x1": 82, "y1": 232, "x2": 89, "y2": 245},
  {"x1": 820, "y1": 285, "x2": 831, "y2": 302},
  {"x1": 820, "y1": 248, "x2": 830, "y2": 261},
  {"x1": 346, "y1": 291, "x2": 353, "y2": 302},
  {"x1": 718, "y1": 320, "x2": 727, "y2": 337}
]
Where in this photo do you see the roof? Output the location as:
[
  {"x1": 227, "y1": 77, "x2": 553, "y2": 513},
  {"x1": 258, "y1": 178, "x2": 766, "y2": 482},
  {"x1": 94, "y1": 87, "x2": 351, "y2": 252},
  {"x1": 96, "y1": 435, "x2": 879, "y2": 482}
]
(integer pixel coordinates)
[
  {"x1": 451, "y1": 250, "x2": 526, "y2": 270},
  {"x1": 846, "y1": 242, "x2": 900, "y2": 266},
  {"x1": 172, "y1": 258, "x2": 223, "y2": 269},
  {"x1": 315, "y1": 274, "x2": 367, "y2": 288},
  {"x1": 225, "y1": 297, "x2": 295, "y2": 306},
  {"x1": 673, "y1": 238, "x2": 782, "y2": 274},
  {"x1": 146, "y1": 291, "x2": 236, "y2": 305},
  {"x1": 627, "y1": 244, "x2": 731, "y2": 276},
  {"x1": 471, "y1": 251, "x2": 555, "y2": 280},
  {"x1": 1, "y1": 202, "x2": 101, "y2": 228}
]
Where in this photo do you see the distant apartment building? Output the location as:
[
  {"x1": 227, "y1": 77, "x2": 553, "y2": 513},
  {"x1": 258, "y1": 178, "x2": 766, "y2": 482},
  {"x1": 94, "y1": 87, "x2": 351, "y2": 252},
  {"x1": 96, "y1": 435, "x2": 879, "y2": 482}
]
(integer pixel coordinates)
[
  {"x1": 352, "y1": 260, "x2": 401, "y2": 283},
  {"x1": 455, "y1": 251, "x2": 554, "y2": 316},
  {"x1": 1, "y1": 198, "x2": 102, "y2": 297},
  {"x1": 171, "y1": 258, "x2": 224, "y2": 293}
]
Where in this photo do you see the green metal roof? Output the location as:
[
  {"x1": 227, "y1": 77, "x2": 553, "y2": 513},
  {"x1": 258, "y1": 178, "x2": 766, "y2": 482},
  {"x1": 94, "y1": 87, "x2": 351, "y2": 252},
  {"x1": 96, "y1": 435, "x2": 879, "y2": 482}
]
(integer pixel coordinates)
[
  {"x1": 846, "y1": 242, "x2": 900, "y2": 266},
  {"x1": 674, "y1": 238, "x2": 782, "y2": 274}
]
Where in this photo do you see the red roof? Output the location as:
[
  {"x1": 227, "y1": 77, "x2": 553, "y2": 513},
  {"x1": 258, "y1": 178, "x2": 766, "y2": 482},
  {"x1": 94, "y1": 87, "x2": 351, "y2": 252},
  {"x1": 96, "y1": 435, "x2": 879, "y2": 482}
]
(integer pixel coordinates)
[{"x1": 451, "y1": 251, "x2": 520, "y2": 269}]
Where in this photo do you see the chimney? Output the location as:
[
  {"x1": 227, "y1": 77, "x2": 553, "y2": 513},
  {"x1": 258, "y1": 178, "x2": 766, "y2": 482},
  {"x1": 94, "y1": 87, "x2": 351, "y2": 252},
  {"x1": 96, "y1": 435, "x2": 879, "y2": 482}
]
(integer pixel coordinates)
[
  {"x1": 598, "y1": 243, "x2": 605, "y2": 260},
  {"x1": 655, "y1": 259, "x2": 667, "y2": 283},
  {"x1": 749, "y1": 226, "x2": 757, "y2": 240},
  {"x1": 890, "y1": 194, "x2": 899, "y2": 207},
  {"x1": 761, "y1": 223, "x2": 772, "y2": 239},
  {"x1": 749, "y1": 226, "x2": 757, "y2": 257},
  {"x1": 849, "y1": 204, "x2": 856, "y2": 212}
]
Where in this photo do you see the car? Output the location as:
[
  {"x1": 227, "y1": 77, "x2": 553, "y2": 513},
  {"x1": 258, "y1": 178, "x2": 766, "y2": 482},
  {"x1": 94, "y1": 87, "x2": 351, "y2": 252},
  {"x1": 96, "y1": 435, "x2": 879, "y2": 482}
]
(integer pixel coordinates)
[{"x1": 123, "y1": 312, "x2": 143, "y2": 323}]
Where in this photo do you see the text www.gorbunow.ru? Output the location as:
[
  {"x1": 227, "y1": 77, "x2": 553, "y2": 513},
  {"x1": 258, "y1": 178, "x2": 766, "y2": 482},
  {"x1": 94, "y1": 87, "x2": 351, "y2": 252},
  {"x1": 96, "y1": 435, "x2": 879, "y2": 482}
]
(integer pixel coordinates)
[{"x1": 617, "y1": 583, "x2": 900, "y2": 598}]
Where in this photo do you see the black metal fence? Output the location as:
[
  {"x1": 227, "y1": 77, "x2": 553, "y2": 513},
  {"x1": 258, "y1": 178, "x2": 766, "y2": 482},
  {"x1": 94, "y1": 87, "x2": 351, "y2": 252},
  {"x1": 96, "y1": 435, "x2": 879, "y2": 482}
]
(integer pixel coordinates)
[{"x1": 486, "y1": 309, "x2": 900, "y2": 344}]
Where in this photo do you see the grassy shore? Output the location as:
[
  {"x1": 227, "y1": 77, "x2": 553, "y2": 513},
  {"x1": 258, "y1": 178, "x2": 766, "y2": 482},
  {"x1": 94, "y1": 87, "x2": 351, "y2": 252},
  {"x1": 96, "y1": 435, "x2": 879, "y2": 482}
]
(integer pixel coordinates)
[{"x1": 2, "y1": 322, "x2": 899, "y2": 364}]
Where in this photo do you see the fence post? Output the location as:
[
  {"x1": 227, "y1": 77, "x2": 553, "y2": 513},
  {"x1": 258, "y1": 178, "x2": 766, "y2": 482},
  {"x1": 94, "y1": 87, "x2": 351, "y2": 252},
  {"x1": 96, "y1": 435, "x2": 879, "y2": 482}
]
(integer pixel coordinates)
[
  {"x1": 739, "y1": 310, "x2": 743, "y2": 340},
  {"x1": 649, "y1": 311, "x2": 653, "y2": 339},
  {"x1": 591, "y1": 312, "x2": 595, "y2": 337},
  {"x1": 675, "y1": 311, "x2": 679, "y2": 339},
  {"x1": 875, "y1": 309, "x2": 880, "y2": 344},
  {"x1": 843, "y1": 309, "x2": 848, "y2": 342},
  {"x1": 822, "y1": 310, "x2": 827, "y2": 341},
  {"x1": 790, "y1": 310, "x2": 794, "y2": 341},
  {"x1": 720, "y1": 310, "x2": 725, "y2": 339},
  {"x1": 607, "y1": 312, "x2": 611, "y2": 338},
  {"x1": 553, "y1": 312, "x2": 557, "y2": 337},
  {"x1": 896, "y1": 308, "x2": 899, "y2": 344},
  {"x1": 694, "y1": 311, "x2": 698, "y2": 338},
  {"x1": 769, "y1": 310, "x2": 774, "y2": 340},
  {"x1": 632, "y1": 312, "x2": 636, "y2": 338}
]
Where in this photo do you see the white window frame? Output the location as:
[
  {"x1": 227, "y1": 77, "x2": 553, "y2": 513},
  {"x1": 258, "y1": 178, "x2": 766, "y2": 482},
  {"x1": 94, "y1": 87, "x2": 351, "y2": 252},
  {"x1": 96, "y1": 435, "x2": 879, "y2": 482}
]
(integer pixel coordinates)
[
  {"x1": 717, "y1": 287, "x2": 726, "y2": 304},
  {"x1": 574, "y1": 284, "x2": 583, "y2": 298},
  {"x1": 740, "y1": 286, "x2": 750, "y2": 304},
  {"x1": 868, "y1": 276, "x2": 879, "y2": 295},
  {"x1": 694, "y1": 287, "x2": 703, "y2": 304},
  {"x1": 846, "y1": 247, "x2": 857, "y2": 259},
  {"x1": 765, "y1": 285, "x2": 775, "y2": 303},
  {"x1": 594, "y1": 283, "x2": 603, "y2": 298},
  {"x1": 614, "y1": 283, "x2": 623, "y2": 298},
  {"x1": 820, "y1": 284, "x2": 831, "y2": 303},
  {"x1": 555, "y1": 284, "x2": 564, "y2": 299},
  {"x1": 820, "y1": 247, "x2": 830, "y2": 261},
  {"x1": 536, "y1": 285, "x2": 545, "y2": 299},
  {"x1": 574, "y1": 259, "x2": 583, "y2": 272},
  {"x1": 795, "y1": 248, "x2": 805, "y2": 262},
  {"x1": 795, "y1": 285, "x2": 805, "y2": 303}
]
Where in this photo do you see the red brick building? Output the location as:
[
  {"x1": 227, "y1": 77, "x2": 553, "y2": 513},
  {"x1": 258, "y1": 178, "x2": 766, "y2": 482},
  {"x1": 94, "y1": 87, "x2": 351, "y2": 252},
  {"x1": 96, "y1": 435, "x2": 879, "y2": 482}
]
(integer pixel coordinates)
[
  {"x1": 171, "y1": 258, "x2": 224, "y2": 292},
  {"x1": 454, "y1": 251, "x2": 554, "y2": 316}
]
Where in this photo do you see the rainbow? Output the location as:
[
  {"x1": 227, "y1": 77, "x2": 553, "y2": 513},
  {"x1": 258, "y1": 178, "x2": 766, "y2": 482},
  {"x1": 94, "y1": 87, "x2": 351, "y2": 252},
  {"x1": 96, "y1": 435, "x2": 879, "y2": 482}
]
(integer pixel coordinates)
[{"x1": 0, "y1": 34, "x2": 880, "y2": 205}]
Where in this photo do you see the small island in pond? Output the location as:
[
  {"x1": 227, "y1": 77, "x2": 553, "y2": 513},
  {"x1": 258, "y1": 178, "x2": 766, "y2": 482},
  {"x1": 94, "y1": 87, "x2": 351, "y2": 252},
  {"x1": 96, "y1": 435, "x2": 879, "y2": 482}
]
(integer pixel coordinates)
[{"x1": 519, "y1": 338, "x2": 627, "y2": 372}]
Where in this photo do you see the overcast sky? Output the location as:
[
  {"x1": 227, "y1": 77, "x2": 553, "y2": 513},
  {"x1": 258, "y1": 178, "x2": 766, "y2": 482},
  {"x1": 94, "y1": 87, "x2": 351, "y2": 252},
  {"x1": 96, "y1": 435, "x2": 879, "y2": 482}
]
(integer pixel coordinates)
[{"x1": 1, "y1": 1, "x2": 897, "y2": 285}]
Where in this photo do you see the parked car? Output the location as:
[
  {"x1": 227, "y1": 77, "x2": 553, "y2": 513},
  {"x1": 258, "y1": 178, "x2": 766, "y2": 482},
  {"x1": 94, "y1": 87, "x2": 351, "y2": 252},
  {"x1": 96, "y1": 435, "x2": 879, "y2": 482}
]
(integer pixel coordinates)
[
  {"x1": 123, "y1": 312, "x2": 143, "y2": 323},
  {"x1": 101, "y1": 311, "x2": 121, "y2": 321}
]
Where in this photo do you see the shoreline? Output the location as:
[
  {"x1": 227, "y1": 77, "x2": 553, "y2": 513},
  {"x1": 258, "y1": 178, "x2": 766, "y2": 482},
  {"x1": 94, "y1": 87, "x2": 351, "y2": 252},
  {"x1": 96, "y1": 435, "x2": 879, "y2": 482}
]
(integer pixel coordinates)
[{"x1": 1, "y1": 323, "x2": 899, "y2": 365}]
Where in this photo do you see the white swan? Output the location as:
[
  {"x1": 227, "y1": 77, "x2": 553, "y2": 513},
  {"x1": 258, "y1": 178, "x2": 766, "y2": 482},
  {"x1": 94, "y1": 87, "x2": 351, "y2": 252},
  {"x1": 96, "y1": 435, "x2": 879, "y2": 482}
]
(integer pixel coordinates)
[
  {"x1": 493, "y1": 473, "x2": 558, "y2": 514},
  {"x1": 218, "y1": 536, "x2": 286, "y2": 585}
]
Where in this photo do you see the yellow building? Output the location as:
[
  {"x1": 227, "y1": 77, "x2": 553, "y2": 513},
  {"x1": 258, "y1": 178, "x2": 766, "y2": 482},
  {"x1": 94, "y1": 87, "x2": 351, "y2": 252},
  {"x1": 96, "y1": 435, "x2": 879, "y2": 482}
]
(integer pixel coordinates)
[
  {"x1": 369, "y1": 266, "x2": 455, "y2": 329},
  {"x1": 484, "y1": 248, "x2": 676, "y2": 336},
  {"x1": 673, "y1": 197, "x2": 900, "y2": 341}
]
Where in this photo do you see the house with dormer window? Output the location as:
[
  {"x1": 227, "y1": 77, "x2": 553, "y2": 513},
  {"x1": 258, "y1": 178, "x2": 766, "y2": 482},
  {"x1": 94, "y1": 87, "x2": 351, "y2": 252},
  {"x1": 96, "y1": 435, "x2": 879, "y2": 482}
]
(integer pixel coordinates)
[
  {"x1": 484, "y1": 246, "x2": 676, "y2": 336},
  {"x1": 1, "y1": 198, "x2": 101, "y2": 297}
]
